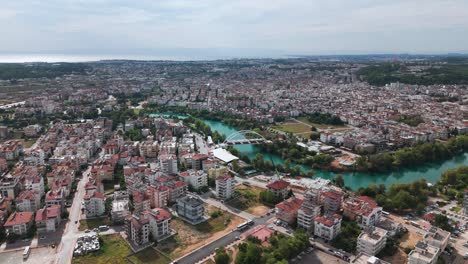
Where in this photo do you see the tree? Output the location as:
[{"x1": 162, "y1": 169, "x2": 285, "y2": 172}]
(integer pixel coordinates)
[
  {"x1": 333, "y1": 174, "x2": 345, "y2": 188},
  {"x1": 434, "y1": 214, "x2": 453, "y2": 232},
  {"x1": 214, "y1": 248, "x2": 230, "y2": 264}
]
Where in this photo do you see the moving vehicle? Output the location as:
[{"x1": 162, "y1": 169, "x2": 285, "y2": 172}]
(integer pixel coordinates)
[
  {"x1": 23, "y1": 246, "x2": 31, "y2": 260},
  {"x1": 237, "y1": 222, "x2": 250, "y2": 231}
]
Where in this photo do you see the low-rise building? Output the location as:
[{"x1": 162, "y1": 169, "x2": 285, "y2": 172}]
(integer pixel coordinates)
[
  {"x1": 352, "y1": 253, "x2": 390, "y2": 264},
  {"x1": 15, "y1": 190, "x2": 41, "y2": 212},
  {"x1": 4, "y1": 211, "x2": 34, "y2": 236},
  {"x1": 408, "y1": 241, "x2": 439, "y2": 264},
  {"x1": 343, "y1": 196, "x2": 382, "y2": 227},
  {"x1": 423, "y1": 226, "x2": 450, "y2": 252},
  {"x1": 314, "y1": 213, "x2": 342, "y2": 241},
  {"x1": 266, "y1": 179, "x2": 290, "y2": 199},
  {"x1": 83, "y1": 192, "x2": 106, "y2": 218},
  {"x1": 215, "y1": 174, "x2": 234, "y2": 200},
  {"x1": 357, "y1": 227, "x2": 388, "y2": 256},
  {"x1": 176, "y1": 195, "x2": 206, "y2": 225},
  {"x1": 179, "y1": 170, "x2": 208, "y2": 190},
  {"x1": 35, "y1": 205, "x2": 61, "y2": 233},
  {"x1": 275, "y1": 197, "x2": 303, "y2": 225}
]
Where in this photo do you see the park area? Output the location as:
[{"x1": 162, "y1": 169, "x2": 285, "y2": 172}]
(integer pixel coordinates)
[
  {"x1": 226, "y1": 185, "x2": 271, "y2": 216},
  {"x1": 157, "y1": 205, "x2": 243, "y2": 259},
  {"x1": 296, "y1": 117, "x2": 349, "y2": 130}
]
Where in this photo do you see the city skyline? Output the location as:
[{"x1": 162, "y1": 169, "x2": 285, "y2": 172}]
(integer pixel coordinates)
[{"x1": 1, "y1": 0, "x2": 468, "y2": 59}]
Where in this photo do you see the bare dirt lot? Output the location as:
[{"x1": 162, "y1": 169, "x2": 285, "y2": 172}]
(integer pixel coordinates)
[{"x1": 226, "y1": 185, "x2": 271, "y2": 216}]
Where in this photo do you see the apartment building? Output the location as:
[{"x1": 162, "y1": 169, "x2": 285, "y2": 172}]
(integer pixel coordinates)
[
  {"x1": 266, "y1": 179, "x2": 290, "y2": 199},
  {"x1": 343, "y1": 196, "x2": 382, "y2": 227},
  {"x1": 215, "y1": 174, "x2": 234, "y2": 200},
  {"x1": 314, "y1": 214, "x2": 342, "y2": 241},
  {"x1": 146, "y1": 185, "x2": 169, "y2": 208},
  {"x1": 423, "y1": 226, "x2": 450, "y2": 252},
  {"x1": 352, "y1": 253, "x2": 390, "y2": 264},
  {"x1": 357, "y1": 227, "x2": 388, "y2": 256},
  {"x1": 4, "y1": 211, "x2": 34, "y2": 236},
  {"x1": 15, "y1": 190, "x2": 41, "y2": 212},
  {"x1": 408, "y1": 241, "x2": 439, "y2": 264},
  {"x1": 132, "y1": 191, "x2": 151, "y2": 214},
  {"x1": 176, "y1": 195, "x2": 206, "y2": 225},
  {"x1": 126, "y1": 214, "x2": 150, "y2": 246},
  {"x1": 35, "y1": 205, "x2": 61, "y2": 233},
  {"x1": 321, "y1": 190, "x2": 342, "y2": 214},
  {"x1": 275, "y1": 197, "x2": 303, "y2": 225},
  {"x1": 179, "y1": 170, "x2": 208, "y2": 190},
  {"x1": 297, "y1": 189, "x2": 321, "y2": 232},
  {"x1": 83, "y1": 192, "x2": 106, "y2": 218}
]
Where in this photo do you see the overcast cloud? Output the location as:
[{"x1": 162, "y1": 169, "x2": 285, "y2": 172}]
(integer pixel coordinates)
[{"x1": 1, "y1": 0, "x2": 468, "y2": 57}]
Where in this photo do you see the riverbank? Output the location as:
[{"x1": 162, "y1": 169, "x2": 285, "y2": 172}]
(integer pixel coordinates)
[{"x1": 150, "y1": 111, "x2": 468, "y2": 190}]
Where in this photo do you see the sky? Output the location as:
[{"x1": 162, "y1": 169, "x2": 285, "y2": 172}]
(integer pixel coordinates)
[{"x1": 1, "y1": 0, "x2": 468, "y2": 58}]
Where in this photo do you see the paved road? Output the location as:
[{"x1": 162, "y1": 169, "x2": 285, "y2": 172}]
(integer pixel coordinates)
[
  {"x1": 55, "y1": 166, "x2": 90, "y2": 264},
  {"x1": 175, "y1": 214, "x2": 274, "y2": 264}
]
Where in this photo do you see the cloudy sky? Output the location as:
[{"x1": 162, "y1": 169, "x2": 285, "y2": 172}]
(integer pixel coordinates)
[{"x1": 1, "y1": 0, "x2": 468, "y2": 57}]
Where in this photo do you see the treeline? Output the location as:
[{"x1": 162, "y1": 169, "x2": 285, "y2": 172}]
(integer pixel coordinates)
[
  {"x1": 398, "y1": 114, "x2": 424, "y2": 127},
  {"x1": 435, "y1": 165, "x2": 468, "y2": 202},
  {"x1": 234, "y1": 231, "x2": 309, "y2": 264},
  {"x1": 183, "y1": 116, "x2": 225, "y2": 143},
  {"x1": 356, "y1": 135, "x2": 468, "y2": 172},
  {"x1": 305, "y1": 112, "x2": 344, "y2": 125},
  {"x1": 258, "y1": 140, "x2": 334, "y2": 169},
  {"x1": 0, "y1": 63, "x2": 91, "y2": 80},
  {"x1": 357, "y1": 63, "x2": 468, "y2": 86},
  {"x1": 358, "y1": 179, "x2": 433, "y2": 213}
]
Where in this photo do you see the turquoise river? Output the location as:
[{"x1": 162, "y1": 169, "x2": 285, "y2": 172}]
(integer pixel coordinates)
[{"x1": 202, "y1": 119, "x2": 468, "y2": 190}]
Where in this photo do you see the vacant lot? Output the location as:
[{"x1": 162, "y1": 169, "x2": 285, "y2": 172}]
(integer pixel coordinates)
[
  {"x1": 73, "y1": 234, "x2": 131, "y2": 264},
  {"x1": 79, "y1": 217, "x2": 111, "y2": 231},
  {"x1": 272, "y1": 122, "x2": 311, "y2": 134},
  {"x1": 128, "y1": 247, "x2": 171, "y2": 264},
  {"x1": 157, "y1": 206, "x2": 243, "y2": 259},
  {"x1": 226, "y1": 185, "x2": 270, "y2": 216}
]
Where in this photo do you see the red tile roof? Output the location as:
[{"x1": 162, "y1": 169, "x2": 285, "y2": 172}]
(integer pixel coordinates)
[
  {"x1": 266, "y1": 179, "x2": 290, "y2": 190},
  {"x1": 4, "y1": 211, "x2": 34, "y2": 226},
  {"x1": 35, "y1": 205, "x2": 60, "y2": 222},
  {"x1": 276, "y1": 197, "x2": 303, "y2": 213}
]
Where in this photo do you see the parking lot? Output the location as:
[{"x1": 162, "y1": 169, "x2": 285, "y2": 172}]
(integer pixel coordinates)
[
  {"x1": 294, "y1": 248, "x2": 348, "y2": 264},
  {"x1": 0, "y1": 246, "x2": 57, "y2": 264}
]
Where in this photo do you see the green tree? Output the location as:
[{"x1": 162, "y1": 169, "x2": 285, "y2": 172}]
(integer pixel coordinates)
[{"x1": 214, "y1": 248, "x2": 230, "y2": 264}]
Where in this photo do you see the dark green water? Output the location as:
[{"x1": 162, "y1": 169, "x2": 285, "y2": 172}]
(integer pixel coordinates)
[{"x1": 202, "y1": 119, "x2": 468, "y2": 190}]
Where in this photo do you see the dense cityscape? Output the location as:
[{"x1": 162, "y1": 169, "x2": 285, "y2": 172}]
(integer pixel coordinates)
[{"x1": 0, "y1": 56, "x2": 466, "y2": 264}]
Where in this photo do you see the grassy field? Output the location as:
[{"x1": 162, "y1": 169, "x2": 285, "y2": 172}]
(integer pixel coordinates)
[
  {"x1": 22, "y1": 139, "x2": 36, "y2": 148},
  {"x1": 297, "y1": 117, "x2": 346, "y2": 129},
  {"x1": 73, "y1": 234, "x2": 131, "y2": 264},
  {"x1": 272, "y1": 122, "x2": 311, "y2": 134},
  {"x1": 79, "y1": 217, "x2": 111, "y2": 231},
  {"x1": 128, "y1": 247, "x2": 171, "y2": 264},
  {"x1": 158, "y1": 206, "x2": 243, "y2": 259},
  {"x1": 226, "y1": 185, "x2": 271, "y2": 216}
]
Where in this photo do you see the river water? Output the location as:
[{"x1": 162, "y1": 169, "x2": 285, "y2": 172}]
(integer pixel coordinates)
[{"x1": 202, "y1": 119, "x2": 468, "y2": 190}]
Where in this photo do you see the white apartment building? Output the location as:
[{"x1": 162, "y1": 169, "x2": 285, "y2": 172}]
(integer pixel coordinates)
[
  {"x1": 179, "y1": 170, "x2": 208, "y2": 190},
  {"x1": 314, "y1": 214, "x2": 342, "y2": 241},
  {"x1": 408, "y1": 241, "x2": 439, "y2": 264},
  {"x1": 357, "y1": 227, "x2": 388, "y2": 256},
  {"x1": 15, "y1": 190, "x2": 41, "y2": 212},
  {"x1": 84, "y1": 192, "x2": 106, "y2": 218},
  {"x1": 215, "y1": 175, "x2": 233, "y2": 200}
]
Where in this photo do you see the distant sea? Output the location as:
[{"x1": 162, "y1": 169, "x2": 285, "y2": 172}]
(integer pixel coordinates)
[{"x1": 0, "y1": 53, "x2": 289, "y2": 63}]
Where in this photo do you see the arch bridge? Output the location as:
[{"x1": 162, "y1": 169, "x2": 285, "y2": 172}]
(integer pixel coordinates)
[{"x1": 221, "y1": 130, "x2": 271, "y2": 146}]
